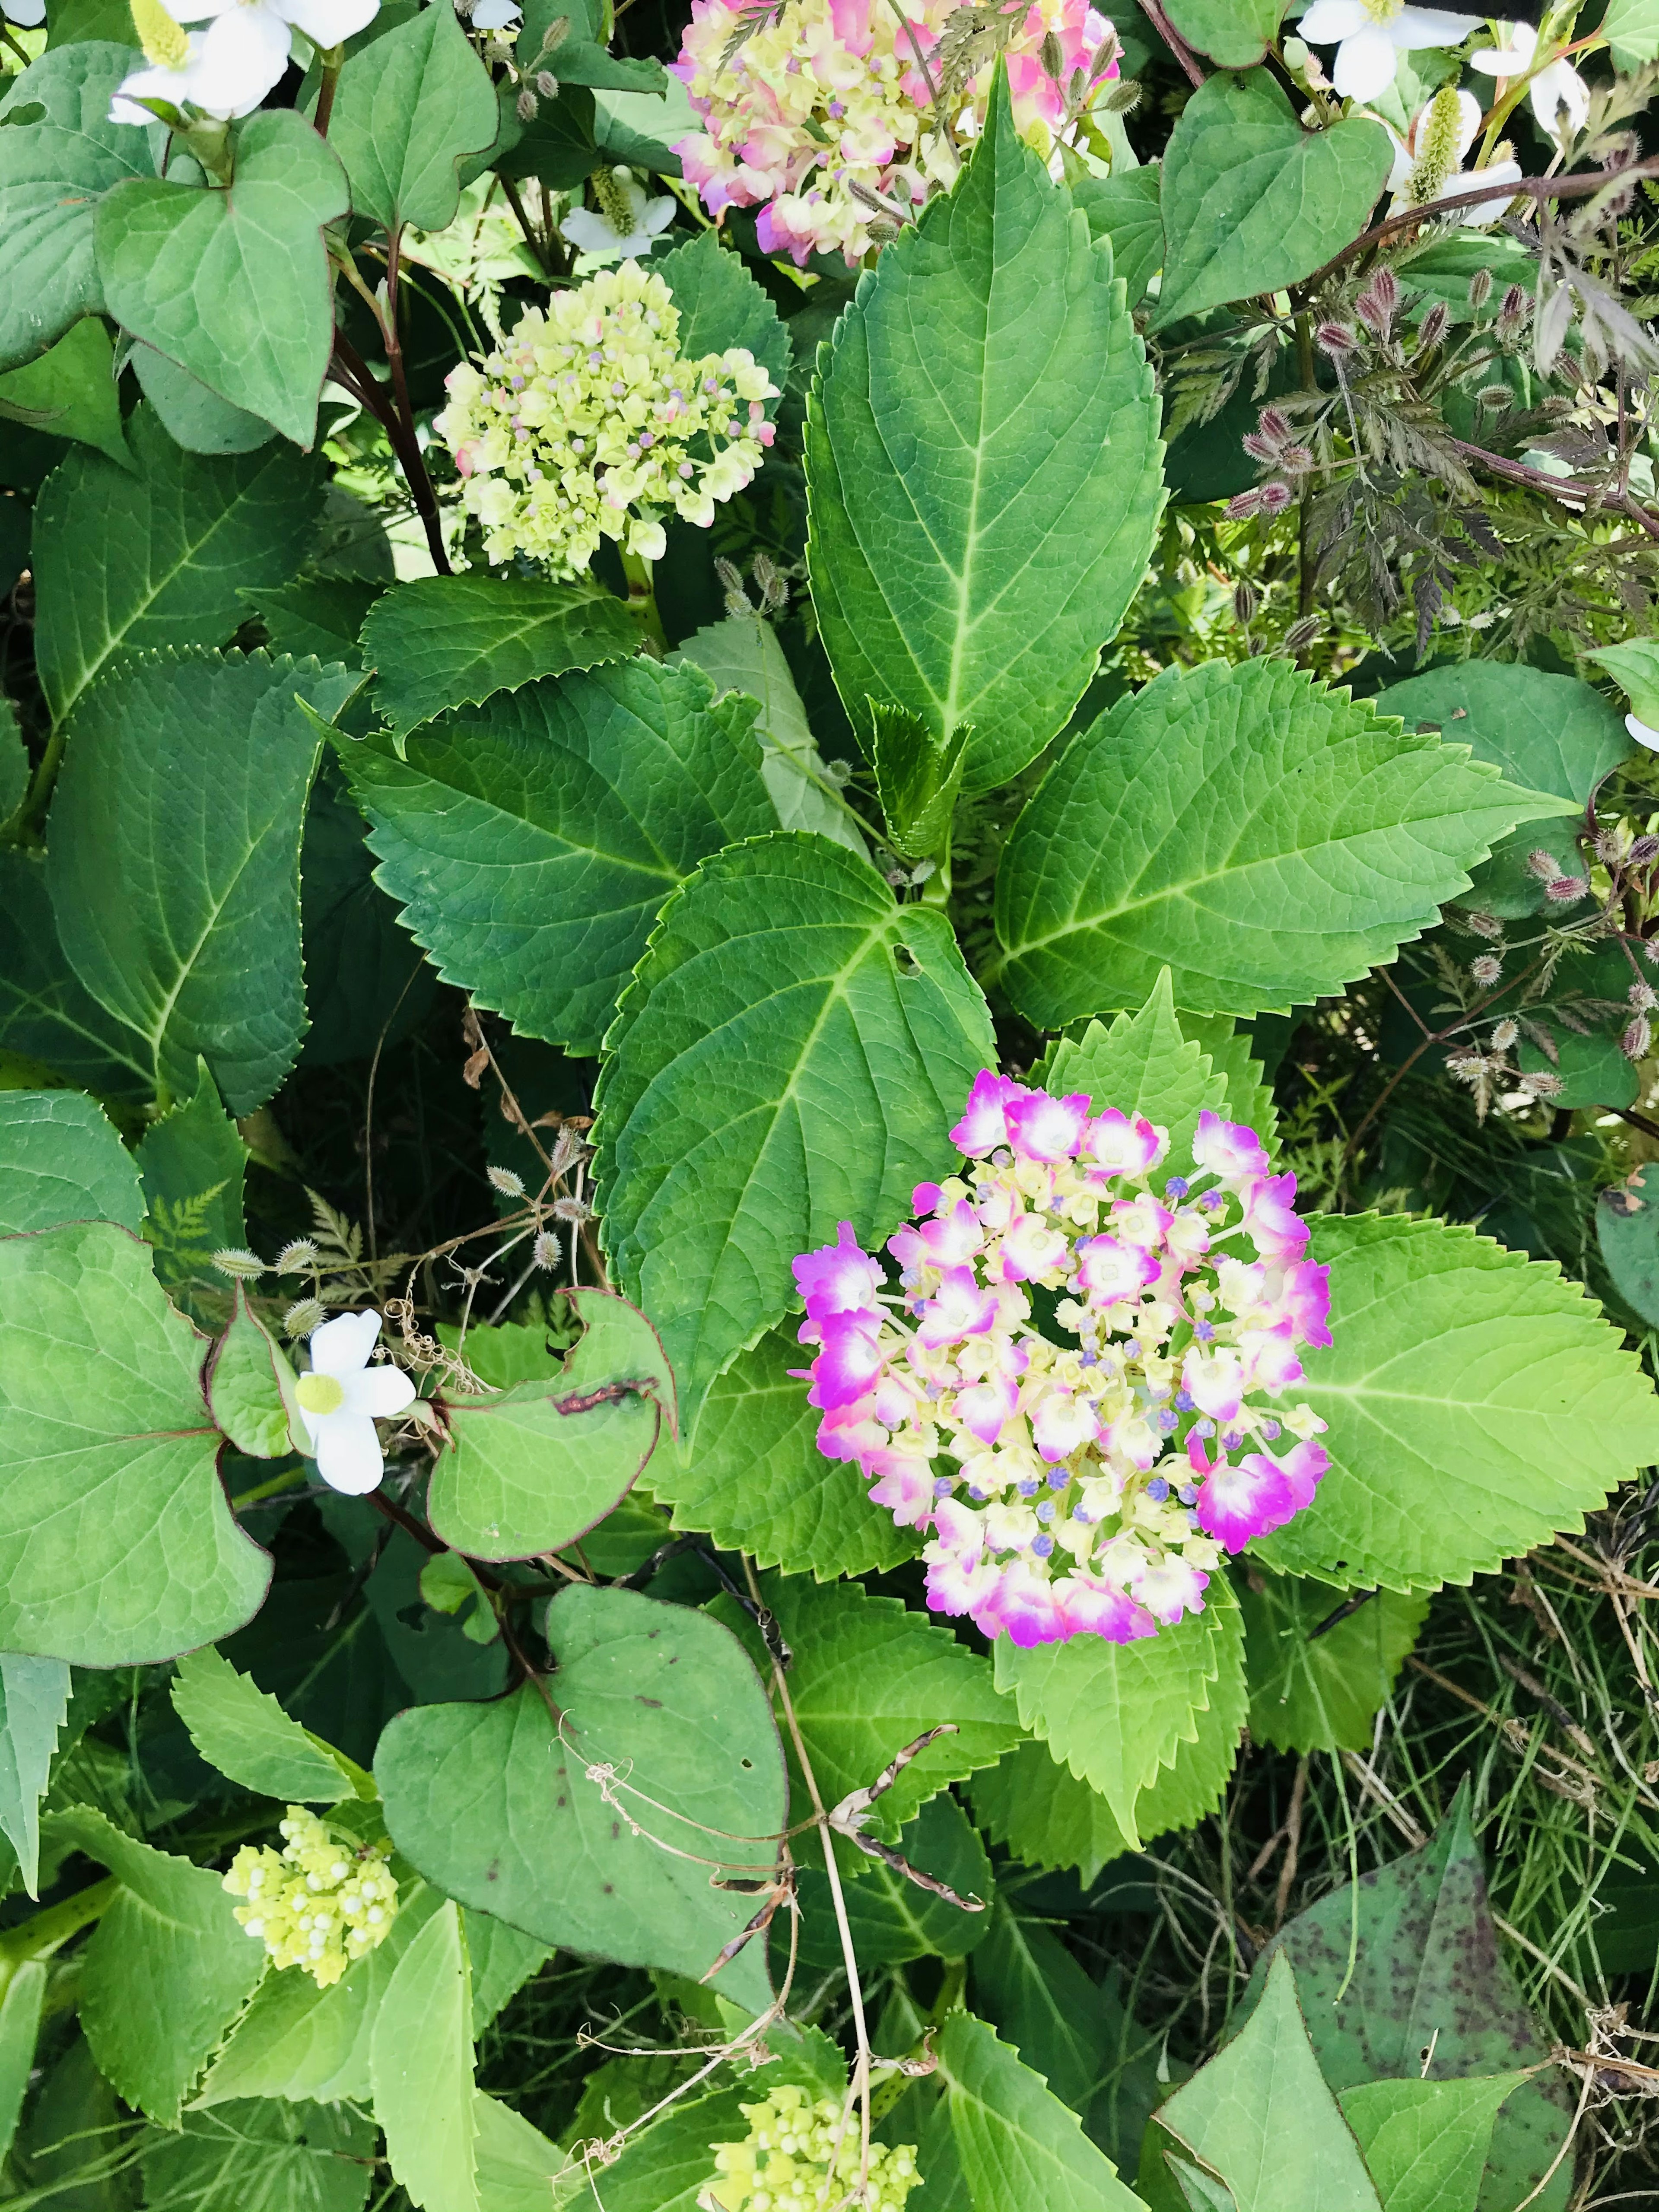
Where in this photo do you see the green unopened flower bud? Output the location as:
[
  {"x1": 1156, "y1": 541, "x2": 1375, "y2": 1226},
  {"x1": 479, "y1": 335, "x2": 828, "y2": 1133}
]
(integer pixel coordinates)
[
  {"x1": 283, "y1": 1297, "x2": 327, "y2": 1339},
  {"x1": 212, "y1": 1247, "x2": 266, "y2": 1281},
  {"x1": 224, "y1": 1809, "x2": 399, "y2": 1987},
  {"x1": 697, "y1": 2088, "x2": 922, "y2": 2212}
]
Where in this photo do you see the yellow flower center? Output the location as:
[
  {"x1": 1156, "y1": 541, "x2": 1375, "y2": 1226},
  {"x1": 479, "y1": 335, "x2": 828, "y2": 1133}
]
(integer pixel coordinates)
[
  {"x1": 1360, "y1": 0, "x2": 1404, "y2": 21},
  {"x1": 296, "y1": 1372, "x2": 345, "y2": 1416},
  {"x1": 129, "y1": 0, "x2": 191, "y2": 72}
]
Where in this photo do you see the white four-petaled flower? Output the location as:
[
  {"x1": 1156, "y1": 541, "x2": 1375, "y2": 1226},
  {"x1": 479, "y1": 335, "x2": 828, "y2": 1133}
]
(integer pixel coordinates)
[
  {"x1": 111, "y1": 0, "x2": 379, "y2": 125},
  {"x1": 294, "y1": 1310, "x2": 416, "y2": 1495},
  {"x1": 1385, "y1": 85, "x2": 1522, "y2": 223},
  {"x1": 1297, "y1": 0, "x2": 1481, "y2": 102},
  {"x1": 1470, "y1": 20, "x2": 1589, "y2": 142},
  {"x1": 561, "y1": 168, "x2": 677, "y2": 261}
]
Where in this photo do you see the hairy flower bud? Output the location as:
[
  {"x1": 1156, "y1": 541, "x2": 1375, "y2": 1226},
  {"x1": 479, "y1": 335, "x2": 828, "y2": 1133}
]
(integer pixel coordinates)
[
  {"x1": 1497, "y1": 283, "x2": 1530, "y2": 336},
  {"x1": 532, "y1": 1229, "x2": 562, "y2": 1271},
  {"x1": 1545, "y1": 876, "x2": 1589, "y2": 903},
  {"x1": 1630, "y1": 982, "x2": 1659, "y2": 1011},
  {"x1": 283, "y1": 1297, "x2": 327, "y2": 1339},
  {"x1": 1355, "y1": 268, "x2": 1398, "y2": 336},
  {"x1": 1624, "y1": 1014, "x2": 1652, "y2": 1060},
  {"x1": 1467, "y1": 267, "x2": 1494, "y2": 312},
  {"x1": 1417, "y1": 300, "x2": 1449, "y2": 352},
  {"x1": 516, "y1": 83, "x2": 538, "y2": 119},
  {"x1": 1488, "y1": 1017, "x2": 1518, "y2": 1050},
  {"x1": 1630, "y1": 836, "x2": 1659, "y2": 868},
  {"x1": 275, "y1": 1239, "x2": 321, "y2": 1274},
  {"x1": 1256, "y1": 406, "x2": 1291, "y2": 447},
  {"x1": 1282, "y1": 616, "x2": 1320, "y2": 654},
  {"x1": 1258, "y1": 480, "x2": 1294, "y2": 515},
  {"x1": 1518, "y1": 1068, "x2": 1564, "y2": 1098},
  {"x1": 1233, "y1": 581, "x2": 1258, "y2": 626},
  {"x1": 1472, "y1": 957, "x2": 1505, "y2": 990},
  {"x1": 212, "y1": 1246, "x2": 265, "y2": 1280},
  {"x1": 486, "y1": 1165, "x2": 527, "y2": 1197},
  {"x1": 1316, "y1": 321, "x2": 1357, "y2": 357},
  {"x1": 1527, "y1": 850, "x2": 1564, "y2": 881}
]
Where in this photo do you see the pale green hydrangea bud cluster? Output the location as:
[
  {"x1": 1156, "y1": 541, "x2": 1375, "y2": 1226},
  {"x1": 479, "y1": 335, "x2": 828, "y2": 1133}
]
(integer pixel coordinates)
[
  {"x1": 698, "y1": 2087, "x2": 922, "y2": 2212},
  {"x1": 435, "y1": 261, "x2": 778, "y2": 575},
  {"x1": 222, "y1": 1807, "x2": 399, "y2": 1988}
]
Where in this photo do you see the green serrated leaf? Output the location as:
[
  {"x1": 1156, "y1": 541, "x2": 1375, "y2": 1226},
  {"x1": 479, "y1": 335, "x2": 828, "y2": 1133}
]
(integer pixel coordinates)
[
  {"x1": 1046, "y1": 972, "x2": 1228, "y2": 1162},
  {"x1": 1602, "y1": 0, "x2": 1659, "y2": 67},
  {"x1": 995, "y1": 1587, "x2": 1235, "y2": 1847},
  {"x1": 1250, "y1": 1788, "x2": 1574, "y2": 2212},
  {"x1": 655, "y1": 227, "x2": 791, "y2": 408},
  {"x1": 245, "y1": 578, "x2": 384, "y2": 665},
  {"x1": 0, "y1": 317, "x2": 128, "y2": 468},
  {"x1": 0, "y1": 1653, "x2": 70, "y2": 1896},
  {"x1": 1338, "y1": 2072, "x2": 1530, "y2": 2212},
  {"x1": 993, "y1": 657, "x2": 1574, "y2": 1026},
  {"x1": 375, "y1": 1586, "x2": 786, "y2": 2014},
  {"x1": 464, "y1": 1910, "x2": 552, "y2": 2031},
  {"x1": 805, "y1": 70, "x2": 1164, "y2": 794},
  {"x1": 969, "y1": 1739, "x2": 1128, "y2": 1885},
  {"x1": 170, "y1": 1644, "x2": 360, "y2": 1803},
  {"x1": 594, "y1": 831, "x2": 995, "y2": 1431},
  {"x1": 473, "y1": 2090, "x2": 567, "y2": 2209},
  {"x1": 934, "y1": 2010, "x2": 1145, "y2": 2211},
  {"x1": 1176, "y1": 1015, "x2": 1278, "y2": 1150},
  {"x1": 47, "y1": 650, "x2": 357, "y2": 1114},
  {"x1": 358, "y1": 572, "x2": 637, "y2": 737},
  {"x1": 1254, "y1": 1212, "x2": 1659, "y2": 1590},
  {"x1": 0, "y1": 1090, "x2": 142, "y2": 1235},
  {"x1": 0, "y1": 852, "x2": 154, "y2": 1100},
  {"x1": 1153, "y1": 70, "x2": 1392, "y2": 330},
  {"x1": 0, "y1": 42, "x2": 150, "y2": 370},
  {"x1": 137, "y1": 1057, "x2": 249, "y2": 1316},
  {"x1": 331, "y1": 0, "x2": 499, "y2": 236},
  {"x1": 1072, "y1": 165, "x2": 1163, "y2": 309},
  {"x1": 431, "y1": 1287, "x2": 671, "y2": 1559},
  {"x1": 1149, "y1": 1955, "x2": 1382, "y2": 2211},
  {"x1": 1376, "y1": 662, "x2": 1631, "y2": 918},
  {"x1": 206, "y1": 1286, "x2": 304, "y2": 1459},
  {"x1": 139, "y1": 2099, "x2": 376, "y2": 2212},
  {"x1": 371, "y1": 1897, "x2": 478, "y2": 2212},
  {"x1": 49, "y1": 1804, "x2": 268, "y2": 2125},
  {"x1": 0, "y1": 1220, "x2": 270, "y2": 1665},
  {"x1": 30, "y1": 403, "x2": 325, "y2": 729},
  {"x1": 95, "y1": 110, "x2": 350, "y2": 446},
  {"x1": 342, "y1": 656, "x2": 776, "y2": 1058},
  {"x1": 646, "y1": 1322, "x2": 922, "y2": 1581},
  {"x1": 1240, "y1": 1569, "x2": 1428, "y2": 1754},
  {"x1": 796, "y1": 1793, "x2": 995, "y2": 1974},
  {"x1": 868, "y1": 700, "x2": 969, "y2": 861}
]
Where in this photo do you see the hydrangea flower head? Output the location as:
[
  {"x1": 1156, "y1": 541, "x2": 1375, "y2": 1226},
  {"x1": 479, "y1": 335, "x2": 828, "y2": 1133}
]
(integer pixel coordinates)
[
  {"x1": 223, "y1": 1808, "x2": 399, "y2": 1987},
  {"x1": 435, "y1": 261, "x2": 777, "y2": 574},
  {"x1": 698, "y1": 2086, "x2": 921, "y2": 2211},
  {"x1": 793, "y1": 1088, "x2": 1333, "y2": 1648},
  {"x1": 673, "y1": 0, "x2": 1121, "y2": 266}
]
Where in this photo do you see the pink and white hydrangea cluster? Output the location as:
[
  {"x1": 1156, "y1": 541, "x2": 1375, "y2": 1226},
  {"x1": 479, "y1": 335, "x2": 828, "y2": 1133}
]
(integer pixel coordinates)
[
  {"x1": 792, "y1": 1075, "x2": 1333, "y2": 1648},
  {"x1": 673, "y1": 0, "x2": 1120, "y2": 267}
]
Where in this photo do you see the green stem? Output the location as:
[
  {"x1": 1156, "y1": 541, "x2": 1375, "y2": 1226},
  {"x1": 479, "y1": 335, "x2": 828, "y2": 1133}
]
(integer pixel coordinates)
[
  {"x1": 0, "y1": 1879, "x2": 118, "y2": 2001},
  {"x1": 313, "y1": 43, "x2": 344, "y2": 137},
  {"x1": 618, "y1": 549, "x2": 667, "y2": 652}
]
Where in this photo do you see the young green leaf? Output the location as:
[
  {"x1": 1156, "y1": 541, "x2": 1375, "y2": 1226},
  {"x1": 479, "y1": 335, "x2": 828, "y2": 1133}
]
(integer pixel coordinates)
[
  {"x1": 472, "y1": 2091, "x2": 567, "y2": 2208},
  {"x1": 1148, "y1": 1955, "x2": 1381, "y2": 2211},
  {"x1": 969, "y1": 1739, "x2": 1130, "y2": 1886},
  {"x1": 1153, "y1": 70, "x2": 1392, "y2": 329},
  {"x1": 0, "y1": 1653, "x2": 70, "y2": 1897},
  {"x1": 371, "y1": 1898, "x2": 479, "y2": 2212},
  {"x1": 358, "y1": 573, "x2": 638, "y2": 737},
  {"x1": 171, "y1": 1645, "x2": 362, "y2": 1804},
  {"x1": 48, "y1": 1804, "x2": 269, "y2": 2126},
  {"x1": 646, "y1": 1323, "x2": 922, "y2": 1581},
  {"x1": 30, "y1": 404, "x2": 325, "y2": 728},
  {"x1": 0, "y1": 1090, "x2": 142, "y2": 1236},
  {"x1": 0, "y1": 1961, "x2": 46, "y2": 2166},
  {"x1": 655, "y1": 227, "x2": 791, "y2": 409},
  {"x1": 47, "y1": 650, "x2": 357, "y2": 1113},
  {"x1": 331, "y1": 0, "x2": 499, "y2": 237},
  {"x1": 992, "y1": 657, "x2": 1574, "y2": 1027},
  {"x1": 94, "y1": 110, "x2": 350, "y2": 447},
  {"x1": 0, "y1": 1221, "x2": 270, "y2": 1665},
  {"x1": 137, "y1": 1057, "x2": 250, "y2": 1315},
  {"x1": 207, "y1": 1286, "x2": 304, "y2": 1459},
  {"x1": 1240, "y1": 1570, "x2": 1429, "y2": 1754},
  {"x1": 0, "y1": 317, "x2": 129, "y2": 468},
  {"x1": 0, "y1": 42, "x2": 150, "y2": 369},
  {"x1": 805, "y1": 69, "x2": 1164, "y2": 793},
  {"x1": 1043, "y1": 972, "x2": 1228, "y2": 1163},
  {"x1": 594, "y1": 832, "x2": 995, "y2": 1432},
  {"x1": 340, "y1": 657, "x2": 778, "y2": 1057},
  {"x1": 375, "y1": 1586, "x2": 787, "y2": 2013},
  {"x1": 933, "y1": 2010, "x2": 1146, "y2": 2211},
  {"x1": 868, "y1": 700, "x2": 970, "y2": 861},
  {"x1": 1338, "y1": 2072, "x2": 1531, "y2": 2212},
  {"x1": 1255, "y1": 1212, "x2": 1659, "y2": 1590},
  {"x1": 247, "y1": 577, "x2": 384, "y2": 666},
  {"x1": 139, "y1": 2100, "x2": 377, "y2": 2212}
]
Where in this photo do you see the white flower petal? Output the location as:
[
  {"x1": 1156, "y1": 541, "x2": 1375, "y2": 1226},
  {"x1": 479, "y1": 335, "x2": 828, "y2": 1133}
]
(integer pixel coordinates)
[
  {"x1": 1297, "y1": 0, "x2": 1369, "y2": 42},
  {"x1": 1391, "y1": 5, "x2": 1481, "y2": 44},
  {"x1": 314, "y1": 1414, "x2": 388, "y2": 1494},
  {"x1": 277, "y1": 0, "x2": 380, "y2": 48},
  {"x1": 343, "y1": 1365, "x2": 418, "y2": 1421},
  {"x1": 1449, "y1": 85, "x2": 1482, "y2": 162},
  {"x1": 309, "y1": 1307, "x2": 381, "y2": 1379},
  {"x1": 188, "y1": 1, "x2": 293, "y2": 115},
  {"x1": 4, "y1": 0, "x2": 47, "y2": 24},
  {"x1": 1455, "y1": 157, "x2": 1522, "y2": 224},
  {"x1": 470, "y1": 0, "x2": 521, "y2": 23},
  {"x1": 1628, "y1": 713, "x2": 1659, "y2": 753},
  {"x1": 1531, "y1": 59, "x2": 1589, "y2": 137},
  {"x1": 561, "y1": 208, "x2": 623, "y2": 253},
  {"x1": 642, "y1": 196, "x2": 677, "y2": 235},
  {"x1": 1331, "y1": 23, "x2": 1401, "y2": 101},
  {"x1": 109, "y1": 61, "x2": 193, "y2": 121}
]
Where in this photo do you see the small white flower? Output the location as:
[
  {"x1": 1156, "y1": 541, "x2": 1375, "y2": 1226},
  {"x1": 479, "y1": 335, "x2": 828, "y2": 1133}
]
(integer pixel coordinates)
[
  {"x1": 469, "y1": 0, "x2": 521, "y2": 26},
  {"x1": 293, "y1": 1310, "x2": 416, "y2": 1496},
  {"x1": 3, "y1": 0, "x2": 46, "y2": 23},
  {"x1": 1385, "y1": 86, "x2": 1522, "y2": 224},
  {"x1": 1297, "y1": 0, "x2": 1481, "y2": 102},
  {"x1": 562, "y1": 170, "x2": 677, "y2": 262},
  {"x1": 1470, "y1": 21, "x2": 1589, "y2": 142},
  {"x1": 1628, "y1": 714, "x2": 1659, "y2": 752},
  {"x1": 112, "y1": 0, "x2": 380, "y2": 125}
]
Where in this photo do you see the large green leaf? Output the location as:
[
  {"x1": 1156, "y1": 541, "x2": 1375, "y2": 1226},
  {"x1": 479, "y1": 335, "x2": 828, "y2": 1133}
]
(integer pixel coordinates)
[
  {"x1": 992, "y1": 657, "x2": 1573, "y2": 1027},
  {"x1": 429, "y1": 1287, "x2": 671, "y2": 1558},
  {"x1": 0, "y1": 1090, "x2": 142, "y2": 1235},
  {"x1": 0, "y1": 1652, "x2": 70, "y2": 1896},
  {"x1": 331, "y1": 0, "x2": 498, "y2": 237},
  {"x1": 932, "y1": 2011, "x2": 1145, "y2": 2212},
  {"x1": 1147, "y1": 1955, "x2": 1381, "y2": 2211},
  {"x1": 968, "y1": 1908, "x2": 1116, "y2": 2114},
  {"x1": 0, "y1": 851, "x2": 153, "y2": 1099},
  {"x1": 139, "y1": 2101, "x2": 375, "y2": 2212},
  {"x1": 1250, "y1": 1789, "x2": 1574, "y2": 2212},
  {"x1": 47, "y1": 650, "x2": 357, "y2": 1113},
  {"x1": 31, "y1": 404, "x2": 325, "y2": 728},
  {"x1": 0, "y1": 1221, "x2": 269, "y2": 1665},
  {"x1": 645, "y1": 1323, "x2": 922, "y2": 1581},
  {"x1": 1255, "y1": 1213, "x2": 1659, "y2": 1590},
  {"x1": 0, "y1": 316, "x2": 129, "y2": 468},
  {"x1": 1338, "y1": 2074, "x2": 1530, "y2": 2212},
  {"x1": 342, "y1": 658, "x2": 776, "y2": 1058},
  {"x1": 0, "y1": 1962, "x2": 45, "y2": 2167},
  {"x1": 1162, "y1": 0, "x2": 1287, "y2": 67},
  {"x1": 171, "y1": 1645, "x2": 361, "y2": 1804},
  {"x1": 94, "y1": 110, "x2": 350, "y2": 446},
  {"x1": 49, "y1": 1805, "x2": 268, "y2": 2126},
  {"x1": 795, "y1": 1792, "x2": 995, "y2": 1973},
  {"x1": 655, "y1": 228, "x2": 791, "y2": 410},
  {"x1": 805, "y1": 71, "x2": 1164, "y2": 793},
  {"x1": 1153, "y1": 70, "x2": 1392, "y2": 330},
  {"x1": 0, "y1": 42, "x2": 150, "y2": 369},
  {"x1": 375, "y1": 1586, "x2": 786, "y2": 2014},
  {"x1": 1045, "y1": 971, "x2": 1227, "y2": 1162},
  {"x1": 358, "y1": 573, "x2": 637, "y2": 737},
  {"x1": 1072, "y1": 167, "x2": 1163, "y2": 310},
  {"x1": 1240, "y1": 1569, "x2": 1429, "y2": 1754},
  {"x1": 1586, "y1": 637, "x2": 1659, "y2": 726},
  {"x1": 969, "y1": 1740, "x2": 1130, "y2": 1886},
  {"x1": 1376, "y1": 662, "x2": 1631, "y2": 918},
  {"x1": 594, "y1": 832, "x2": 995, "y2": 1430},
  {"x1": 370, "y1": 1899, "x2": 479, "y2": 2212},
  {"x1": 130, "y1": 337, "x2": 280, "y2": 456},
  {"x1": 995, "y1": 1587, "x2": 1237, "y2": 1847}
]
